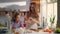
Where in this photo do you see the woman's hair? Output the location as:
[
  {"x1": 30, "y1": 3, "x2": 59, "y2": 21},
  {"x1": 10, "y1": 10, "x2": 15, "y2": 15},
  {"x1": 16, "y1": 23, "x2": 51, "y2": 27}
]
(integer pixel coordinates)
[
  {"x1": 11, "y1": 12, "x2": 20, "y2": 22},
  {"x1": 27, "y1": 3, "x2": 39, "y2": 18}
]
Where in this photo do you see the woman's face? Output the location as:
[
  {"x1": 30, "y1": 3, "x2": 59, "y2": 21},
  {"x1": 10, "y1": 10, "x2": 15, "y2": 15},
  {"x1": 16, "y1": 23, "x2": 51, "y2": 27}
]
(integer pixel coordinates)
[
  {"x1": 16, "y1": 15, "x2": 20, "y2": 22},
  {"x1": 30, "y1": 5, "x2": 35, "y2": 11}
]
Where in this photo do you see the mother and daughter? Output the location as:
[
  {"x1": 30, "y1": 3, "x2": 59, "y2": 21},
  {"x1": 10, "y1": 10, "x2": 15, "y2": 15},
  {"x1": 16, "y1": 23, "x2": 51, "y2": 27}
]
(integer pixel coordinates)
[{"x1": 11, "y1": 3, "x2": 40, "y2": 34}]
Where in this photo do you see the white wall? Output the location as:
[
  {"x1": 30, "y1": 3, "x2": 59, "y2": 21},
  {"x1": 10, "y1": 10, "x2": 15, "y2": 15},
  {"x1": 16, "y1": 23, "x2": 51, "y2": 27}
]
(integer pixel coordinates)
[{"x1": 39, "y1": 0, "x2": 47, "y2": 28}]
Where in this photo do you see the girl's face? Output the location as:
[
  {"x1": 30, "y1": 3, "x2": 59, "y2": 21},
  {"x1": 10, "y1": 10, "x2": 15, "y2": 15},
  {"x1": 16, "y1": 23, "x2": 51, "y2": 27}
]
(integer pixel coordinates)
[{"x1": 16, "y1": 15, "x2": 20, "y2": 22}]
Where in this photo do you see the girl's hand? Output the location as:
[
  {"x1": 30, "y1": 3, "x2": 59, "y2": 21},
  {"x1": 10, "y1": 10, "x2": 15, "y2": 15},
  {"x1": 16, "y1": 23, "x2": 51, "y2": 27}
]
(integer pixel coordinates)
[
  {"x1": 24, "y1": 17, "x2": 28, "y2": 21},
  {"x1": 12, "y1": 27, "x2": 16, "y2": 33}
]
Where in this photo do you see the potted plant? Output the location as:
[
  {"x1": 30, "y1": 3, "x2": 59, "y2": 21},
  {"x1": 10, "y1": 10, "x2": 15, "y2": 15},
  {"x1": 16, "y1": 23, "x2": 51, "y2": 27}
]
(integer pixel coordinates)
[{"x1": 50, "y1": 15, "x2": 55, "y2": 30}]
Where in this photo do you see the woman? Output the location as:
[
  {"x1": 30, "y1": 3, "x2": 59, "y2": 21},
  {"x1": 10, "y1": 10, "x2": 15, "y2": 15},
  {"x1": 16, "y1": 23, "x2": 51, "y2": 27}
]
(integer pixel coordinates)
[
  {"x1": 25, "y1": 3, "x2": 40, "y2": 30},
  {"x1": 11, "y1": 12, "x2": 22, "y2": 34}
]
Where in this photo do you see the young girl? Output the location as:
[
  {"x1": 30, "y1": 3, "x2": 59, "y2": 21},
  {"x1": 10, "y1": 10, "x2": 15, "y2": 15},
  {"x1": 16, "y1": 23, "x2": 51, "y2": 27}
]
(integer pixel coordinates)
[{"x1": 11, "y1": 12, "x2": 22, "y2": 34}]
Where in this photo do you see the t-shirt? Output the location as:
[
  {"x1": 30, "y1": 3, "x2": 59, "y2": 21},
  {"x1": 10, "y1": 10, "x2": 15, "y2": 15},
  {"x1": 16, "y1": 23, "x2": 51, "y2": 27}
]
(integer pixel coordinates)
[{"x1": 11, "y1": 21, "x2": 22, "y2": 29}]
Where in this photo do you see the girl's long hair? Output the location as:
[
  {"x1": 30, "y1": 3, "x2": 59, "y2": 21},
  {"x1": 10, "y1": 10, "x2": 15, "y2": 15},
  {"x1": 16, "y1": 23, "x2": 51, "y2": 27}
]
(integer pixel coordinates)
[{"x1": 11, "y1": 12, "x2": 20, "y2": 22}]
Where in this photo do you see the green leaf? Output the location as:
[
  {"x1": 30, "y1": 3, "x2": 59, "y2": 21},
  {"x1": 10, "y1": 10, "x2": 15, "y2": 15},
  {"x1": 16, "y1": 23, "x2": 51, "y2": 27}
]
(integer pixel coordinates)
[{"x1": 50, "y1": 15, "x2": 55, "y2": 24}]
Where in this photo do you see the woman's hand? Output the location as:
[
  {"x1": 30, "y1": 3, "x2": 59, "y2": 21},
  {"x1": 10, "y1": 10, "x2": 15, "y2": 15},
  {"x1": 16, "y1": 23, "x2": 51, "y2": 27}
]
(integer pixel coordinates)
[
  {"x1": 29, "y1": 17, "x2": 33, "y2": 21},
  {"x1": 29, "y1": 17, "x2": 40, "y2": 25}
]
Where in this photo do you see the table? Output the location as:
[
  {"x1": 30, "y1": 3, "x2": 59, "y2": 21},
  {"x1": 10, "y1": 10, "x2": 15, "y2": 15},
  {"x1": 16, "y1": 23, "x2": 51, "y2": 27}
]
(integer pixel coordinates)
[
  {"x1": 12, "y1": 32, "x2": 49, "y2": 34},
  {"x1": 11, "y1": 28, "x2": 55, "y2": 34},
  {"x1": 25, "y1": 32, "x2": 49, "y2": 34}
]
